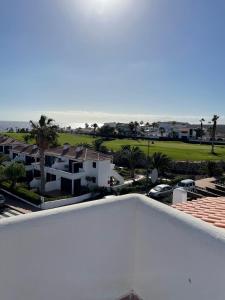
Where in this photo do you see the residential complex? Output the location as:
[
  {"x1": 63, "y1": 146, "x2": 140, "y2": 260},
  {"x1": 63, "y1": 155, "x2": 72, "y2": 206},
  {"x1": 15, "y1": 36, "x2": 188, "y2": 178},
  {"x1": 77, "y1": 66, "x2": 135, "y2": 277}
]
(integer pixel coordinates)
[{"x1": 0, "y1": 136, "x2": 124, "y2": 196}]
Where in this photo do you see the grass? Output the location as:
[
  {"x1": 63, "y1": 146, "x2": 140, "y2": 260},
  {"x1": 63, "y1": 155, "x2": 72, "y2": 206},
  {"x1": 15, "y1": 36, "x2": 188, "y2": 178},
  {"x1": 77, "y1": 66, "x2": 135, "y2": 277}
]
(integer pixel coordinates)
[{"x1": 3, "y1": 132, "x2": 225, "y2": 161}]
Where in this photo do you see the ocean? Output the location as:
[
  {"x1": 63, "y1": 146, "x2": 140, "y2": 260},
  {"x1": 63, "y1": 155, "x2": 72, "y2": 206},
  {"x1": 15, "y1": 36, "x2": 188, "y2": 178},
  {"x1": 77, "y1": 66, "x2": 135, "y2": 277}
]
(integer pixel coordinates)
[
  {"x1": 0, "y1": 121, "x2": 30, "y2": 131},
  {"x1": 0, "y1": 121, "x2": 103, "y2": 131}
]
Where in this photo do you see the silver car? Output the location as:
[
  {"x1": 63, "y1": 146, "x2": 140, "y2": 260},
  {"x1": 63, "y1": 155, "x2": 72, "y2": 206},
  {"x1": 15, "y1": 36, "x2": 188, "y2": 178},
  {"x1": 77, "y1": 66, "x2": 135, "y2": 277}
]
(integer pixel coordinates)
[
  {"x1": 148, "y1": 184, "x2": 173, "y2": 199},
  {"x1": 0, "y1": 194, "x2": 5, "y2": 209}
]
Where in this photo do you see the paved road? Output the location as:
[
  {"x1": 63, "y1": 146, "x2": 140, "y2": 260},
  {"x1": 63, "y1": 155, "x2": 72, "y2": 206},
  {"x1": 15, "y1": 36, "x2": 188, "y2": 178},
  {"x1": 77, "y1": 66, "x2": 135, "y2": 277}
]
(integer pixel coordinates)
[{"x1": 0, "y1": 189, "x2": 40, "y2": 214}]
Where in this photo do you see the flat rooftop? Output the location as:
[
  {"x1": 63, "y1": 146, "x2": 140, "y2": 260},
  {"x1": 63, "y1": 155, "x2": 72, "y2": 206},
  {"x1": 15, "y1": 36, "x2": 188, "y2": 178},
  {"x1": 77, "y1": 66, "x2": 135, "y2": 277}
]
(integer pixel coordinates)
[{"x1": 1, "y1": 194, "x2": 225, "y2": 300}]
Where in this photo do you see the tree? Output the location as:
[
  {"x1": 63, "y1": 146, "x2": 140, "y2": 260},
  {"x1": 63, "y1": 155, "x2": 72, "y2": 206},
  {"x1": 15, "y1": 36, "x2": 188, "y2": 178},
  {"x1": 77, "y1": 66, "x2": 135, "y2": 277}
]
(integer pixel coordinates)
[
  {"x1": 0, "y1": 154, "x2": 9, "y2": 165},
  {"x1": 194, "y1": 128, "x2": 204, "y2": 139},
  {"x1": 99, "y1": 125, "x2": 115, "y2": 137},
  {"x1": 134, "y1": 121, "x2": 139, "y2": 135},
  {"x1": 128, "y1": 122, "x2": 135, "y2": 135},
  {"x1": 85, "y1": 123, "x2": 89, "y2": 129},
  {"x1": 159, "y1": 127, "x2": 165, "y2": 137},
  {"x1": 4, "y1": 162, "x2": 26, "y2": 189},
  {"x1": 152, "y1": 122, "x2": 158, "y2": 130},
  {"x1": 118, "y1": 145, "x2": 145, "y2": 179},
  {"x1": 92, "y1": 139, "x2": 108, "y2": 153},
  {"x1": 30, "y1": 115, "x2": 58, "y2": 195},
  {"x1": 211, "y1": 115, "x2": 219, "y2": 154},
  {"x1": 24, "y1": 134, "x2": 31, "y2": 143},
  {"x1": 205, "y1": 161, "x2": 223, "y2": 177},
  {"x1": 200, "y1": 118, "x2": 205, "y2": 131},
  {"x1": 91, "y1": 123, "x2": 98, "y2": 135},
  {"x1": 150, "y1": 152, "x2": 171, "y2": 175}
]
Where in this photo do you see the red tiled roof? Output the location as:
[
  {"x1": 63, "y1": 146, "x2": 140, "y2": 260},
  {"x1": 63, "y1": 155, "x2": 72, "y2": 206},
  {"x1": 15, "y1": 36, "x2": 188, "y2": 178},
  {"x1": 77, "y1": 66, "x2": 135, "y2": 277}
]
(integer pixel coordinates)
[
  {"x1": 172, "y1": 197, "x2": 225, "y2": 229},
  {"x1": 0, "y1": 136, "x2": 22, "y2": 146},
  {"x1": 45, "y1": 146, "x2": 112, "y2": 161},
  {"x1": 0, "y1": 135, "x2": 112, "y2": 162},
  {"x1": 12, "y1": 144, "x2": 39, "y2": 157}
]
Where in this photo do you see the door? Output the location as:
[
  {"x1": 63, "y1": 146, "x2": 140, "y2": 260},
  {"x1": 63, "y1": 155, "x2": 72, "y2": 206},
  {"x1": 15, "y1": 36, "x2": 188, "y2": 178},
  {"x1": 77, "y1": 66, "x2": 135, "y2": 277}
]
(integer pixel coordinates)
[
  {"x1": 73, "y1": 179, "x2": 81, "y2": 196},
  {"x1": 61, "y1": 177, "x2": 72, "y2": 194}
]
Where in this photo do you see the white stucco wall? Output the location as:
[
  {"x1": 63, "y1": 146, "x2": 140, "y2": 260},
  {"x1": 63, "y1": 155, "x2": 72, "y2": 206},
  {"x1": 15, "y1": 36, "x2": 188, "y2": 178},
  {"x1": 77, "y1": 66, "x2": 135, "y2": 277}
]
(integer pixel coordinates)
[
  {"x1": 0, "y1": 197, "x2": 136, "y2": 300},
  {"x1": 1, "y1": 195, "x2": 225, "y2": 300}
]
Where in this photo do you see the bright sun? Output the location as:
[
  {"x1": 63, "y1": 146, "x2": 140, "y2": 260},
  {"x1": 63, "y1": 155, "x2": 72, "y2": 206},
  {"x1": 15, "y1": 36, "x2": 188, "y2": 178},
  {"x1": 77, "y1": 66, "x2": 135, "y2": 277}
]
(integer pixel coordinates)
[{"x1": 88, "y1": 0, "x2": 124, "y2": 15}]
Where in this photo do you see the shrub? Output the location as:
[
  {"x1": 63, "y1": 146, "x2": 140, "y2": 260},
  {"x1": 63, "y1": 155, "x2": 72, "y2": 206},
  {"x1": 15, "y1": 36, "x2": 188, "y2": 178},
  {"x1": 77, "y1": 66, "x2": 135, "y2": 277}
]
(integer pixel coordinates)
[{"x1": 0, "y1": 181, "x2": 41, "y2": 205}]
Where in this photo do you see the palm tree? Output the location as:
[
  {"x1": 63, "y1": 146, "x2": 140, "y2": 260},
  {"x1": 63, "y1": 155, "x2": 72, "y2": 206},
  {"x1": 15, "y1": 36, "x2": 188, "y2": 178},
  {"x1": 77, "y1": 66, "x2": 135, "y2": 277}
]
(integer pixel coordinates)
[
  {"x1": 91, "y1": 123, "x2": 98, "y2": 135},
  {"x1": 30, "y1": 115, "x2": 58, "y2": 195},
  {"x1": 150, "y1": 152, "x2": 171, "y2": 175},
  {"x1": 92, "y1": 138, "x2": 108, "y2": 153},
  {"x1": 4, "y1": 162, "x2": 26, "y2": 189},
  {"x1": 134, "y1": 121, "x2": 139, "y2": 135},
  {"x1": 128, "y1": 121, "x2": 135, "y2": 135},
  {"x1": 152, "y1": 122, "x2": 158, "y2": 130},
  {"x1": 159, "y1": 127, "x2": 165, "y2": 137},
  {"x1": 119, "y1": 145, "x2": 145, "y2": 179},
  {"x1": 211, "y1": 115, "x2": 219, "y2": 154},
  {"x1": 200, "y1": 118, "x2": 205, "y2": 131}
]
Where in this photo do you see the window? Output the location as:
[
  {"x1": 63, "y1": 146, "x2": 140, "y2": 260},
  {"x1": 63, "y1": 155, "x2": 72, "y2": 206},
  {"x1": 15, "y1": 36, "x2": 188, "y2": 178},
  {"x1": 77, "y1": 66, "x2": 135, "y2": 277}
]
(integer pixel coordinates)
[
  {"x1": 93, "y1": 162, "x2": 96, "y2": 168},
  {"x1": 92, "y1": 177, "x2": 96, "y2": 183}
]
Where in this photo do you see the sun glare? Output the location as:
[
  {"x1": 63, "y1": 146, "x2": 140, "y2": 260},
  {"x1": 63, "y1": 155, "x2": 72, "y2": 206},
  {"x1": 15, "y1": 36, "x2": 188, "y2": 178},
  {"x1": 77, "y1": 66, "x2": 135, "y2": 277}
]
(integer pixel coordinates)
[{"x1": 79, "y1": 0, "x2": 127, "y2": 16}]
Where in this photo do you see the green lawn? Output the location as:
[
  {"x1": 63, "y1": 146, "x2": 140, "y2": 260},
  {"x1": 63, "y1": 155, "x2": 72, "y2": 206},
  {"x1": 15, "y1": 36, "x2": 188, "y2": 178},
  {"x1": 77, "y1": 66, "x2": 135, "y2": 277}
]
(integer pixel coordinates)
[{"x1": 3, "y1": 132, "x2": 225, "y2": 161}]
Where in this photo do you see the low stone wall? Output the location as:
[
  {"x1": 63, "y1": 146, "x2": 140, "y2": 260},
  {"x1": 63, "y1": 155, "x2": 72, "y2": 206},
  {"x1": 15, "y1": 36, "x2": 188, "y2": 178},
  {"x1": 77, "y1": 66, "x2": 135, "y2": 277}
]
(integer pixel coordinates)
[{"x1": 171, "y1": 160, "x2": 225, "y2": 175}]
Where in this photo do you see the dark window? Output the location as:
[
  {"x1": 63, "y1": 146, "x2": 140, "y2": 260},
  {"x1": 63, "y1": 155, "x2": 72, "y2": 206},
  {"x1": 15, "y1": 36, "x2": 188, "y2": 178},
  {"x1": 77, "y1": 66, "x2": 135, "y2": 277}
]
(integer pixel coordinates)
[
  {"x1": 13, "y1": 153, "x2": 18, "y2": 159},
  {"x1": 69, "y1": 161, "x2": 83, "y2": 173},
  {"x1": 46, "y1": 173, "x2": 56, "y2": 182},
  {"x1": 25, "y1": 156, "x2": 35, "y2": 165},
  {"x1": 93, "y1": 162, "x2": 96, "y2": 168},
  {"x1": 92, "y1": 177, "x2": 96, "y2": 183},
  {"x1": 45, "y1": 155, "x2": 55, "y2": 167}
]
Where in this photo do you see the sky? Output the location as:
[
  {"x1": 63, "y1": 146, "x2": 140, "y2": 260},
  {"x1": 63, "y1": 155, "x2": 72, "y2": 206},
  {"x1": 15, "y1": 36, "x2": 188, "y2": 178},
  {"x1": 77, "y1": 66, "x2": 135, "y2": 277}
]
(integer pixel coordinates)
[{"x1": 0, "y1": 0, "x2": 225, "y2": 125}]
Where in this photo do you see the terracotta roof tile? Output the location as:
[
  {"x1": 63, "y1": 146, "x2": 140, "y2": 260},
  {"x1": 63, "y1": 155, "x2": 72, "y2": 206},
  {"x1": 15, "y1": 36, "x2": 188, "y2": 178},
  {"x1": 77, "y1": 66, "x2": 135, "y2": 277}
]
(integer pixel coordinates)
[
  {"x1": 12, "y1": 144, "x2": 39, "y2": 157},
  {"x1": 45, "y1": 146, "x2": 112, "y2": 161},
  {"x1": 172, "y1": 197, "x2": 225, "y2": 229}
]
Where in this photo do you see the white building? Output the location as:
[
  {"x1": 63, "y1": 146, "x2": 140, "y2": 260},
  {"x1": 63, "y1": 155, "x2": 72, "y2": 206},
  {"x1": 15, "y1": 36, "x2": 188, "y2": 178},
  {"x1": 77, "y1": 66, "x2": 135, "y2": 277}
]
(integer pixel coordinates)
[
  {"x1": 1, "y1": 194, "x2": 225, "y2": 300},
  {"x1": 0, "y1": 135, "x2": 23, "y2": 155},
  {"x1": 157, "y1": 122, "x2": 195, "y2": 140},
  {"x1": 7, "y1": 141, "x2": 124, "y2": 195}
]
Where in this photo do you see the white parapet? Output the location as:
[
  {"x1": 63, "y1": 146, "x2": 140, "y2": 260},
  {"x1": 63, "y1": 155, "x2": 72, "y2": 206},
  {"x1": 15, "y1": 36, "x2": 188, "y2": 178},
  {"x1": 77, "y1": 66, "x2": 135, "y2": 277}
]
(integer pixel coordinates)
[{"x1": 1, "y1": 194, "x2": 225, "y2": 300}]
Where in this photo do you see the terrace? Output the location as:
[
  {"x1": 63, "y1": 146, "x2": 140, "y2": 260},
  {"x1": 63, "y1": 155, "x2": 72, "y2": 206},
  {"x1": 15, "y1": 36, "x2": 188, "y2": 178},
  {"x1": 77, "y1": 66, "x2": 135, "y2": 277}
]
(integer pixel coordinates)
[{"x1": 1, "y1": 194, "x2": 225, "y2": 300}]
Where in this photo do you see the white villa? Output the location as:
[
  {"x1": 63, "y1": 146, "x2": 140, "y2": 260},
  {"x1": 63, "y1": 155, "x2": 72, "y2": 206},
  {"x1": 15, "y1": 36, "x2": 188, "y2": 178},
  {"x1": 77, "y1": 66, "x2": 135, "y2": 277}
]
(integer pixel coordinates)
[
  {"x1": 0, "y1": 136, "x2": 124, "y2": 195},
  {"x1": 1, "y1": 194, "x2": 225, "y2": 300}
]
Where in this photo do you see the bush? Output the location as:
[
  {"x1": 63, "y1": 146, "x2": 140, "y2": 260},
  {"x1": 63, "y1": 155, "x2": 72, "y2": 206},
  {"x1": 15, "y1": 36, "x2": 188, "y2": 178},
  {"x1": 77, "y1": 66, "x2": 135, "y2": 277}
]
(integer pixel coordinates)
[
  {"x1": 205, "y1": 161, "x2": 224, "y2": 177},
  {"x1": 0, "y1": 181, "x2": 41, "y2": 205}
]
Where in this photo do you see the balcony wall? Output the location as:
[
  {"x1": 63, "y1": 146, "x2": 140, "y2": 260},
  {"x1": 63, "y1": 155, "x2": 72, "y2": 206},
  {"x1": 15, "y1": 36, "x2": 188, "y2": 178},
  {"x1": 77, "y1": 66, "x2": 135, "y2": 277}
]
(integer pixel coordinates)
[{"x1": 1, "y1": 195, "x2": 225, "y2": 300}]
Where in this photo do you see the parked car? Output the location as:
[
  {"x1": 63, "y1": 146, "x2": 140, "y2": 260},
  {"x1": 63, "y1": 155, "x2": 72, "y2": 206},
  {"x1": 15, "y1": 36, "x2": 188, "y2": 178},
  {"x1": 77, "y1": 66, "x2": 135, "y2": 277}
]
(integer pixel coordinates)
[
  {"x1": 0, "y1": 194, "x2": 6, "y2": 209},
  {"x1": 176, "y1": 179, "x2": 195, "y2": 191},
  {"x1": 148, "y1": 184, "x2": 173, "y2": 199}
]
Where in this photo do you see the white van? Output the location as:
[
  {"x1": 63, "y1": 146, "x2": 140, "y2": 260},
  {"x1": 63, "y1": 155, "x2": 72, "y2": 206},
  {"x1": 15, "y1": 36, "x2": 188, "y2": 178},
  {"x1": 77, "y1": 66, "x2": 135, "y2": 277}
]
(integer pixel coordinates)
[{"x1": 176, "y1": 179, "x2": 195, "y2": 192}]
